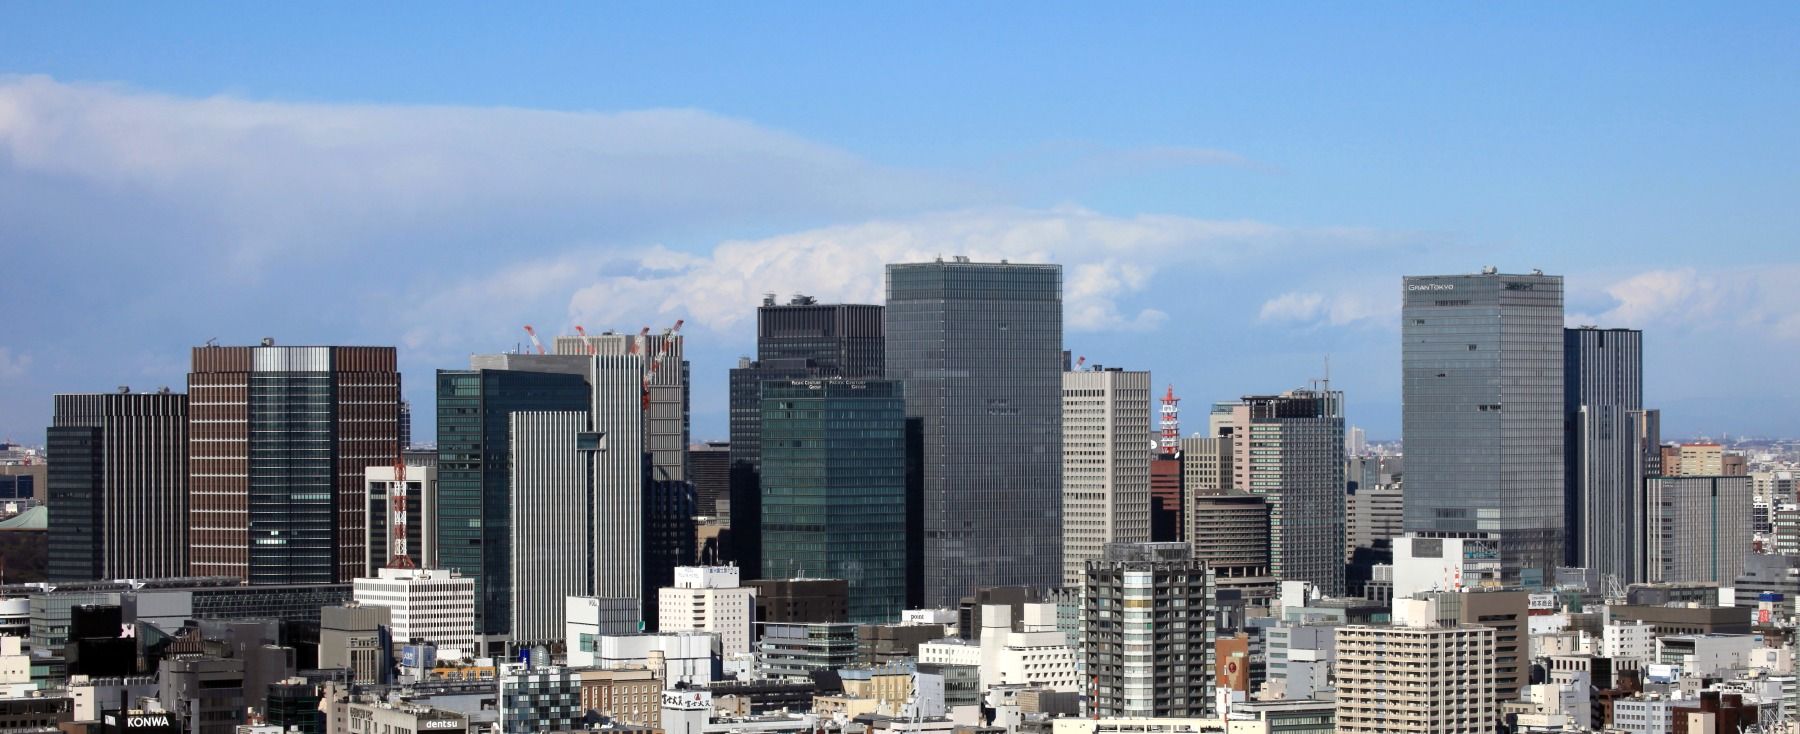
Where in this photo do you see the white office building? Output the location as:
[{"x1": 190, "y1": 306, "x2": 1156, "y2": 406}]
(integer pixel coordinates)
[
  {"x1": 658, "y1": 566, "x2": 755, "y2": 672},
  {"x1": 351, "y1": 567, "x2": 475, "y2": 652},
  {"x1": 1061, "y1": 368, "x2": 1152, "y2": 587}
]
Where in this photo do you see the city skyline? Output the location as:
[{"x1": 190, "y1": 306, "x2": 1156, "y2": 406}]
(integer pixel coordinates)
[{"x1": 4, "y1": 6, "x2": 1800, "y2": 444}]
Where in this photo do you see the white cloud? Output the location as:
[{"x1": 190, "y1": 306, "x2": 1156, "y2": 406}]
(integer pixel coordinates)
[
  {"x1": 0, "y1": 348, "x2": 29, "y2": 380},
  {"x1": 1258, "y1": 289, "x2": 1394, "y2": 328},
  {"x1": 1259, "y1": 292, "x2": 1325, "y2": 323},
  {"x1": 399, "y1": 206, "x2": 1399, "y2": 349},
  {"x1": 0, "y1": 75, "x2": 964, "y2": 274},
  {"x1": 1570, "y1": 266, "x2": 1800, "y2": 340}
]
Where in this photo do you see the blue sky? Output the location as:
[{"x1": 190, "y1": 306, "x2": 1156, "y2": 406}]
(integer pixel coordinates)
[{"x1": 2, "y1": 4, "x2": 1798, "y2": 442}]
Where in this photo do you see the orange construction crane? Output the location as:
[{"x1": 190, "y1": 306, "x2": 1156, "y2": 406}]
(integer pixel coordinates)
[
  {"x1": 522, "y1": 325, "x2": 545, "y2": 355},
  {"x1": 573, "y1": 325, "x2": 597, "y2": 355}
]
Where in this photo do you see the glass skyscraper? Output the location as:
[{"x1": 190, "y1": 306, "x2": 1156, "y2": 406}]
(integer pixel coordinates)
[
  {"x1": 728, "y1": 296, "x2": 884, "y2": 579},
  {"x1": 886, "y1": 258, "x2": 1062, "y2": 606},
  {"x1": 1234, "y1": 389, "x2": 1345, "y2": 595},
  {"x1": 1402, "y1": 270, "x2": 1564, "y2": 584},
  {"x1": 759, "y1": 379, "x2": 907, "y2": 622},
  {"x1": 436, "y1": 368, "x2": 590, "y2": 644},
  {"x1": 1564, "y1": 327, "x2": 1643, "y2": 584},
  {"x1": 188, "y1": 345, "x2": 401, "y2": 585}
]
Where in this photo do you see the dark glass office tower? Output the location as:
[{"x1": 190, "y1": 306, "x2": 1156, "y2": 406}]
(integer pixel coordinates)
[
  {"x1": 1564, "y1": 327, "x2": 1644, "y2": 584},
  {"x1": 47, "y1": 390, "x2": 188, "y2": 581},
  {"x1": 886, "y1": 258, "x2": 1062, "y2": 606},
  {"x1": 436, "y1": 368, "x2": 590, "y2": 643},
  {"x1": 760, "y1": 379, "x2": 908, "y2": 622},
  {"x1": 1237, "y1": 389, "x2": 1346, "y2": 596},
  {"x1": 1402, "y1": 270, "x2": 1564, "y2": 584},
  {"x1": 689, "y1": 442, "x2": 730, "y2": 517},
  {"x1": 644, "y1": 478, "x2": 697, "y2": 629},
  {"x1": 188, "y1": 345, "x2": 400, "y2": 585},
  {"x1": 728, "y1": 296, "x2": 884, "y2": 578}
]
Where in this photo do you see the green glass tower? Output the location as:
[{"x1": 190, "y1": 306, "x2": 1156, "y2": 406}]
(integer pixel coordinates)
[
  {"x1": 759, "y1": 379, "x2": 907, "y2": 623},
  {"x1": 436, "y1": 368, "x2": 590, "y2": 647}
]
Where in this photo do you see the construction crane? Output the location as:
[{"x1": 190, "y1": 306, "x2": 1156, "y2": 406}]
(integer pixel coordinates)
[
  {"x1": 521, "y1": 325, "x2": 545, "y2": 355},
  {"x1": 628, "y1": 326, "x2": 650, "y2": 355},
  {"x1": 643, "y1": 320, "x2": 684, "y2": 410},
  {"x1": 1073, "y1": 355, "x2": 1087, "y2": 371},
  {"x1": 573, "y1": 325, "x2": 597, "y2": 355},
  {"x1": 1159, "y1": 385, "x2": 1181, "y2": 454}
]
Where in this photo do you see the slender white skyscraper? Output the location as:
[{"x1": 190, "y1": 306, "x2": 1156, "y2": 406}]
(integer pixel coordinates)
[{"x1": 1061, "y1": 367, "x2": 1152, "y2": 586}]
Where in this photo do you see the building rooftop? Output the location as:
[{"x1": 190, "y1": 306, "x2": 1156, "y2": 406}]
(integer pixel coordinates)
[{"x1": 0, "y1": 505, "x2": 45, "y2": 530}]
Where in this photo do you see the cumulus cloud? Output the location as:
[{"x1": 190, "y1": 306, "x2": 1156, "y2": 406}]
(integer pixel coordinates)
[
  {"x1": 1570, "y1": 266, "x2": 1800, "y2": 340},
  {"x1": 398, "y1": 206, "x2": 1398, "y2": 349}
]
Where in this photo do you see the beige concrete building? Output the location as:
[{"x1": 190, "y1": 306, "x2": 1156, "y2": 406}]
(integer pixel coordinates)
[
  {"x1": 1180, "y1": 436, "x2": 1232, "y2": 497},
  {"x1": 1061, "y1": 368, "x2": 1152, "y2": 587},
  {"x1": 577, "y1": 666, "x2": 662, "y2": 729},
  {"x1": 1672, "y1": 443, "x2": 1724, "y2": 476},
  {"x1": 1344, "y1": 483, "x2": 1404, "y2": 561},
  {"x1": 1334, "y1": 599, "x2": 1498, "y2": 734},
  {"x1": 657, "y1": 565, "x2": 756, "y2": 671}
]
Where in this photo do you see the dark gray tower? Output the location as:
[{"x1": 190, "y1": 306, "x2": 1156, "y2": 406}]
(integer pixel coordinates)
[
  {"x1": 886, "y1": 257, "x2": 1062, "y2": 606},
  {"x1": 1402, "y1": 269, "x2": 1564, "y2": 585},
  {"x1": 1564, "y1": 327, "x2": 1644, "y2": 584},
  {"x1": 727, "y1": 296, "x2": 884, "y2": 578},
  {"x1": 48, "y1": 389, "x2": 189, "y2": 581}
]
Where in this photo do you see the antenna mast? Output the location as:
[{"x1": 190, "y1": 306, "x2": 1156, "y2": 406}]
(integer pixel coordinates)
[{"x1": 1159, "y1": 385, "x2": 1181, "y2": 455}]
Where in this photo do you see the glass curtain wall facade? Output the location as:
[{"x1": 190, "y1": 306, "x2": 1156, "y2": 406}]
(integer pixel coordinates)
[
  {"x1": 436, "y1": 369, "x2": 590, "y2": 641},
  {"x1": 728, "y1": 298, "x2": 884, "y2": 579},
  {"x1": 1564, "y1": 327, "x2": 1644, "y2": 583},
  {"x1": 886, "y1": 259, "x2": 1063, "y2": 607},
  {"x1": 759, "y1": 380, "x2": 907, "y2": 623},
  {"x1": 1402, "y1": 272, "x2": 1565, "y2": 584},
  {"x1": 248, "y1": 370, "x2": 335, "y2": 584},
  {"x1": 187, "y1": 345, "x2": 400, "y2": 585},
  {"x1": 1241, "y1": 389, "x2": 1346, "y2": 595}
]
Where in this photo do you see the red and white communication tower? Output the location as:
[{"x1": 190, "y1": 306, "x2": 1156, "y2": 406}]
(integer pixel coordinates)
[
  {"x1": 1159, "y1": 385, "x2": 1181, "y2": 455},
  {"x1": 387, "y1": 448, "x2": 415, "y2": 569}
]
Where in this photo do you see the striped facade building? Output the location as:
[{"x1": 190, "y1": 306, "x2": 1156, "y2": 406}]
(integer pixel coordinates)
[
  {"x1": 188, "y1": 344, "x2": 401, "y2": 584},
  {"x1": 47, "y1": 390, "x2": 189, "y2": 581}
]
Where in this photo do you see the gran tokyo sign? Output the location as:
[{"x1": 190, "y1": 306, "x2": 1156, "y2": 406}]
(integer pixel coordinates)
[{"x1": 1407, "y1": 283, "x2": 1455, "y2": 292}]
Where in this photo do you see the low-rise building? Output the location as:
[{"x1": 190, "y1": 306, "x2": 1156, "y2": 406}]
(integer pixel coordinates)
[{"x1": 351, "y1": 567, "x2": 474, "y2": 653}]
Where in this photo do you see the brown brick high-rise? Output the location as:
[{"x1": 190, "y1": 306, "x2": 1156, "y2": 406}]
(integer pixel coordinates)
[{"x1": 189, "y1": 343, "x2": 400, "y2": 584}]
